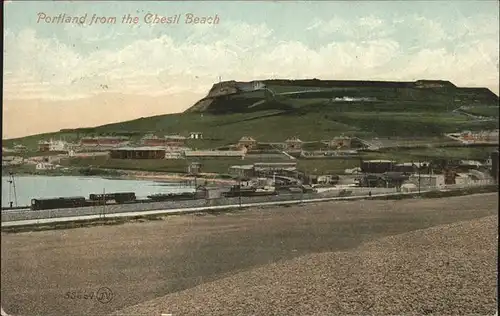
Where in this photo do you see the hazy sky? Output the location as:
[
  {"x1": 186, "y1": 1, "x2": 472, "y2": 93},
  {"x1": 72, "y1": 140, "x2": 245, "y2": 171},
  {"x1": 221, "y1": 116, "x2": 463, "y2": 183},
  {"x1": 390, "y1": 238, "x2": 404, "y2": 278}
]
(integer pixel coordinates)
[{"x1": 3, "y1": 0, "x2": 499, "y2": 137}]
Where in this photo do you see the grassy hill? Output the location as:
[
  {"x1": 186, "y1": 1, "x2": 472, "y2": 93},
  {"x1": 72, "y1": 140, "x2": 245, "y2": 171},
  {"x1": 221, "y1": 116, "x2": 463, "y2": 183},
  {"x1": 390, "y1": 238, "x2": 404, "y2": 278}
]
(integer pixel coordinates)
[{"x1": 4, "y1": 79, "x2": 499, "y2": 151}]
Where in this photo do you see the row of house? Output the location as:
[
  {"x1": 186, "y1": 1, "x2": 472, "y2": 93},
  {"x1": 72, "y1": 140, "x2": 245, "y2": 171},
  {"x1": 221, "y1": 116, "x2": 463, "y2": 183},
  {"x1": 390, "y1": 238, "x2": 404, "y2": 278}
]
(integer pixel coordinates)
[
  {"x1": 447, "y1": 130, "x2": 500, "y2": 145},
  {"x1": 108, "y1": 147, "x2": 247, "y2": 160},
  {"x1": 36, "y1": 132, "x2": 205, "y2": 152},
  {"x1": 38, "y1": 140, "x2": 73, "y2": 152},
  {"x1": 236, "y1": 136, "x2": 354, "y2": 151},
  {"x1": 459, "y1": 130, "x2": 499, "y2": 144},
  {"x1": 34, "y1": 133, "x2": 355, "y2": 153},
  {"x1": 228, "y1": 162, "x2": 298, "y2": 178}
]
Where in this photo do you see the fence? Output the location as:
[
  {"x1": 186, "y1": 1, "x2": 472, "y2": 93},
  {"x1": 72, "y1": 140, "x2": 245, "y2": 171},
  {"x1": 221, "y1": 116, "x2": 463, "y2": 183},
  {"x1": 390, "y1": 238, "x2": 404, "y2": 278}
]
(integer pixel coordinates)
[{"x1": 1, "y1": 180, "x2": 496, "y2": 224}]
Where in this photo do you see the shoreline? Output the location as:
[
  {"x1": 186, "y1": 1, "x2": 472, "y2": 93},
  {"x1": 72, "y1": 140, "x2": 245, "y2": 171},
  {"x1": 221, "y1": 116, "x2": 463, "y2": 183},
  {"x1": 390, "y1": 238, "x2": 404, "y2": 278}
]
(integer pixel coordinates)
[
  {"x1": 2, "y1": 169, "x2": 237, "y2": 185},
  {"x1": 117, "y1": 171, "x2": 237, "y2": 185}
]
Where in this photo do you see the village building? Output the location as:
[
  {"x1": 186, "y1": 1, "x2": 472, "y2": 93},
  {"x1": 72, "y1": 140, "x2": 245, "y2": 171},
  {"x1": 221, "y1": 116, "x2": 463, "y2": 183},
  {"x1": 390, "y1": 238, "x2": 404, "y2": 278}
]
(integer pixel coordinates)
[
  {"x1": 141, "y1": 134, "x2": 187, "y2": 147},
  {"x1": 228, "y1": 165, "x2": 255, "y2": 178},
  {"x1": 187, "y1": 162, "x2": 202, "y2": 174},
  {"x1": 36, "y1": 162, "x2": 57, "y2": 170},
  {"x1": 2, "y1": 156, "x2": 24, "y2": 166},
  {"x1": 80, "y1": 136, "x2": 130, "y2": 148},
  {"x1": 38, "y1": 140, "x2": 69, "y2": 152},
  {"x1": 361, "y1": 160, "x2": 396, "y2": 174},
  {"x1": 38, "y1": 141, "x2": 50, "y2": 152},
  {"x1": 184, "y1": 150, "x2": 246, "y2": 159},
  {"x1": 458, "y1": 130, "x2": 499, "y2": 144},
  {"x1": 307, "y1": 174, "x2": 340, "y2": 185},
  {"x1": 253, "y1": 162, "x2": 298, "y2": 178},
  {"x1": 49, "y1": 140, "x2": 67, "y2": 151},
  {"x1": 408, "y1": 174, "x2": 445, "y2": 188},
  {"x1": 327, "y1": 136, "x2": 352, "y2": 149},
  {"x1": 165, "y1": 152, "x2": 183, "y2": 159},
  {"x1": 164, "y1": 135, "x2": 188, "y2": 147},
  {"x1": 2, "y1": 147, "x2": 14, "y2": 153},
  {"x1": 141, "y1": 134, "x2": 161, "y2": 146},
  {"x1": 189, "y1": 132, "x2": 203, "y2": 140},
  {"x1": 109, "y1": 147, "x2": 166, "y2": 159},
  {"x1": 13, "y1": 144, "x2": 27, "y2": 152},
  {"x1": 393, "y1": 162, "x2": 430, "y2": 173},
  {"x1": 284, "y1": 137, "x2": 303, "y2": 150},
  {"x1": 237, "y1": 136, "x2": 258, "y2": 150},
  {"x1": 235, "y1": 81, "x2": 266, "y2": 92},
  {"x1": 228, "y1": 162, "x2": 298, "y2": 179}
]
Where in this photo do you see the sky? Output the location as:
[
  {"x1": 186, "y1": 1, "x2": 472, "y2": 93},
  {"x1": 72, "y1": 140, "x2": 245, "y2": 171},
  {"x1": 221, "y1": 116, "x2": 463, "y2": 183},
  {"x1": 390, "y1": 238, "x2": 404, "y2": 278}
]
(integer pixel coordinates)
[{"x1": 3, "y1": 0, "x2": 499, "y2": 138}]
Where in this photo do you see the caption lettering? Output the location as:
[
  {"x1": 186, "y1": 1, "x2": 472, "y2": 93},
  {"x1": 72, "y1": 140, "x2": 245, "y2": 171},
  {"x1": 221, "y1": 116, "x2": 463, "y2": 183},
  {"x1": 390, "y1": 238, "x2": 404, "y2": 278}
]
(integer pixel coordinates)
[
  {"x1": 64, "y1": 287, "x2": 114, "y2": 304},
  {"x1": 37, "y1": 13, "x2": 220, "y2": 25}
]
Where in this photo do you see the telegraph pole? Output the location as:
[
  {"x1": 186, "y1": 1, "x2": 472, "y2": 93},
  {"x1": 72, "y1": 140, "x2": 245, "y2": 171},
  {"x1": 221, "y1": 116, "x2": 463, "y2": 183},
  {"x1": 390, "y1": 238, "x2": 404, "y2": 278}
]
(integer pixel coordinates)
[
  {"x1": 193, "y1": 174, "x2": 198, "y2": 199},
  {"x1": 8, "y1": 179, "x2": 13, "y2": 209},
  {"x1": 102, "y1": 188, "x2": 106, "y2": 219},
  {"x1": 418, "y1": 160, "x2": 421, "y2": 195},
  {"x1": 12, "y1": 173, "x2": 18, "y2": 207},
  {"x1": 238, "y1": 177, "x2": 242, "y2": 208},
  {"x1": 7, "y1": 172, "x2": 18, "y2": 208}
]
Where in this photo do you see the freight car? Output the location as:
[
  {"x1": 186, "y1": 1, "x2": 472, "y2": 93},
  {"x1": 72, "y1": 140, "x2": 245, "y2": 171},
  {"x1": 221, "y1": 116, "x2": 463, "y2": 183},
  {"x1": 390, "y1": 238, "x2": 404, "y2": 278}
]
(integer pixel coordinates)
[
  {"x1": 31, "y1": 196, "x2": 87, "y2": 210},
  {"x1": 89, "y1": 192, "x2": 136, "y2": 204},
  {"x1": 222, "y1": 185, "x2": 277, "y2": 197},
  {"x1": 147, "y1": 192, "x2": 200, "y2": 201}
]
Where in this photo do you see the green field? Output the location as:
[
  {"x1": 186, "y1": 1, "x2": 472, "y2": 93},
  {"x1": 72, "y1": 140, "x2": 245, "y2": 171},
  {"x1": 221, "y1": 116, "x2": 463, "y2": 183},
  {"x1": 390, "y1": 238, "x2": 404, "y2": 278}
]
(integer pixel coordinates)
[
  {"x1": 56, "y1": 155, "x2": 359, "y2": 175},
  {"x1": 29, "y1": 143, "x2": 486, "y2": 176},
  {"x1": 460, "y1": 106, "x2": 499, "y2": 117}
]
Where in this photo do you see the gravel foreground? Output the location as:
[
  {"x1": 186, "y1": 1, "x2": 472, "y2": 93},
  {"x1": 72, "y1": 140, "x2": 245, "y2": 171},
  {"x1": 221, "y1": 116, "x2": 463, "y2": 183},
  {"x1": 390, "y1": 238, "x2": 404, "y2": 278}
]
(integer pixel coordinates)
[{"x1": 112, "y1": 215, "x2": 498, "y2": 316}]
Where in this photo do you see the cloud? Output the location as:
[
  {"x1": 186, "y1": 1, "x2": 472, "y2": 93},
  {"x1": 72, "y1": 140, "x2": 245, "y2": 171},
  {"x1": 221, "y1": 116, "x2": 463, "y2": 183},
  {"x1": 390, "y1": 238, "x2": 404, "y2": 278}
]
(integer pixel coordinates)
[
  {"x1": 306, "y1": 15, "x2": 392, "y2": 40},
  {"x1": 3, "y1": 14, "x2": 499, "y2": 101},
  {"x1": 412, "y1": 16, "x2": 448, "y2": 44}
]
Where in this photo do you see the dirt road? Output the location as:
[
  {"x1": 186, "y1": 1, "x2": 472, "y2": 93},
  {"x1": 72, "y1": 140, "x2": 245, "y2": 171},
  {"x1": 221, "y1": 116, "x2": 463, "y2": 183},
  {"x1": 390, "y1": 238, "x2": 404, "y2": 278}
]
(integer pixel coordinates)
[{"x1": 1, "y1": 193, "x2": 497, "y2": 316}]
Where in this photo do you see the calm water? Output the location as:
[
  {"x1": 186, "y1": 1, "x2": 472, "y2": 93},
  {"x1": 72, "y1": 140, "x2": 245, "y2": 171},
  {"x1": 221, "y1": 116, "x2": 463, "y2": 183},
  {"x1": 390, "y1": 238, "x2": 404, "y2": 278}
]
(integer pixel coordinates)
[{"x1": 1, "y1": 176, "x2": 194, "y2": 207}]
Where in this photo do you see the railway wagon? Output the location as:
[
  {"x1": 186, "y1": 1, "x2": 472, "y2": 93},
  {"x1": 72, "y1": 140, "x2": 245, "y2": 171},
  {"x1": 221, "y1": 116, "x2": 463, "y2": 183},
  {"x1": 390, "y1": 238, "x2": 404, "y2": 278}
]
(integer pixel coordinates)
[
  {"x1": 89, "y1": 192, "x2": 136, "y2": 204},
  {"x1": 31, "y1": 196, "x2": 87, "y2": 210}
]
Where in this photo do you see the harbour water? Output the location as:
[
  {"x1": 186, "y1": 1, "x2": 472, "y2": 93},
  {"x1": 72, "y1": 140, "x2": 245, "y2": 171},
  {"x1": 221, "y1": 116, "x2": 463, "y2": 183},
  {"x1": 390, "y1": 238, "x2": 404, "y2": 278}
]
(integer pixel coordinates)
[{"x1": 1, "y1": 175, "x2": 194, "y2": 207}]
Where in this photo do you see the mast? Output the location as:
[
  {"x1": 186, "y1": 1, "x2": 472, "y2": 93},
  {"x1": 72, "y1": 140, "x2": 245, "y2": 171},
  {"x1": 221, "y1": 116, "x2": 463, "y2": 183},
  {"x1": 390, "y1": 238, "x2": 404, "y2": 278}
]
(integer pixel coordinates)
[
  {"x1": 8, "y1": 178, "x2": 12, "y2": 208},
  {"x1": 8, "y1": 172, "x2": 18, "y2": 207}
]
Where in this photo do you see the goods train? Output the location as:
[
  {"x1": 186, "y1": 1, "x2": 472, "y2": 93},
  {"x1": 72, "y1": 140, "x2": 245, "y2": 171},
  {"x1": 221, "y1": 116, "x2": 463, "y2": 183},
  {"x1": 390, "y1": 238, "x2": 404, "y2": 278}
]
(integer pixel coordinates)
[
  {"x1": 30, "y1": 196, "x2": 88, "y2": 210},
  {"x1": 30, "y1": 192, "x2": 137, "y2": 210},
  {"x1": 147, "y1": 192, "x2": 203, "y2": 201},
  {"x1": 89, "y1": 192, "x2": 136, "y2": 204},
  {"x1": 222, "y1": 185, "x2": 277, "y2": 197}
]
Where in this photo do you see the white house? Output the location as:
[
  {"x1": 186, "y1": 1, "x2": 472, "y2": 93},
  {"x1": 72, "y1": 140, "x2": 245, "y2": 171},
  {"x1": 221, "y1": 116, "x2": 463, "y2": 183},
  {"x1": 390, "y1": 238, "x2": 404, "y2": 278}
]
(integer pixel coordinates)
[
  {"x1": 236, "y1": 81, "x2": 266, "y2": 92},
  {"x1": 36, "y1": 162, "x2": 57, "y2": 170},
  {"x1": 2, "y1": 156, "x2": 23, "y2": 166},
  {"x1": 49, "y1": 140, "x2": 68, "y2": 151},
  {"x1": 401, "y1": 183, "x2": 418, "y2": 193},
  {"x1": 189, "y1": 132, "x2": 203, "y2": 140},
  {"x1": 408, "y1": 174, "x2": 445, "y2": 188}
]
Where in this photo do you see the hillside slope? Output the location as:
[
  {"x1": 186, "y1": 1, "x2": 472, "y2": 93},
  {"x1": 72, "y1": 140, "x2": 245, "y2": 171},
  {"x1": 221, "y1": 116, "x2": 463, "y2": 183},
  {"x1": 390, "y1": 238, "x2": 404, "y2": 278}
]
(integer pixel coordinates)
[
  {"x1": 4, "y1": 79, "x2": 498, "y2": 148},
  {"x1": 185, "y1": 79, "x2": 498, "y2": 114}
]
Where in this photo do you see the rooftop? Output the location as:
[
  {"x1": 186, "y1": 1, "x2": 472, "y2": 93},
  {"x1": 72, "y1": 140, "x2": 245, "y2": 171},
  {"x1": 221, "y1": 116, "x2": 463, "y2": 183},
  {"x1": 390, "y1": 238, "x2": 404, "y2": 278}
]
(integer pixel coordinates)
[
  {"x1": 239, "y1": 136, "x2": 257, "y2": 142},
  {"x1": 364, "y1": 160, "x2": 395, "y2": 163},
  {"x1": 81, "y1": 136, "x2": 129, "y2": 139},
  {"x1": 253, "y1": 162, "x2": 297, "y2": 166},
  {"x1": 409, "y1": 174, "x2": 442, "y2": 178},
  {"x1": 229, "y1": 165, "x2": 254, "y2": 170},
  {"x1": 164, "y1": 135, "x2": 187, "y2": 140},
  {"x1": 111, "y1": 147, "x2": 166, "y2": 151},
  {"x1": 285, "y1": 136, "x2": 303, "y2": 143},
  {"x1": 396, "y1": 162, "x2": 429, "y2": 167}
]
